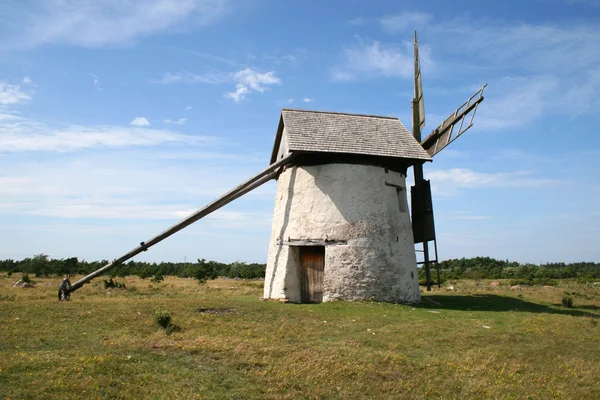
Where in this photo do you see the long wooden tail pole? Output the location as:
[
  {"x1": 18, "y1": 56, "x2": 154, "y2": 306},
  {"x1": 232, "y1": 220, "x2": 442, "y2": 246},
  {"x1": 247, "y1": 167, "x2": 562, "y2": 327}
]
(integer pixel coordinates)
[{"x1": 68, "y1": 155, "x2": 295, "y2": 293}]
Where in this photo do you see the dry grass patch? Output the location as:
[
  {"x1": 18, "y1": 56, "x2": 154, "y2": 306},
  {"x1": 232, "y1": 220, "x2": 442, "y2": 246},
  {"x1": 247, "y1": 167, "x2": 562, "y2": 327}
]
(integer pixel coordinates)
[{"x1": 0, "y1": 275, "x2": 599, "y2": 399}]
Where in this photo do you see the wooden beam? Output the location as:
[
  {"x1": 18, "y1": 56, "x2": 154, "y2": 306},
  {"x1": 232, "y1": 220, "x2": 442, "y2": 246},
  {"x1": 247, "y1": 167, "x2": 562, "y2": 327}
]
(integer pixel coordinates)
[{"x1": 69, "y1": 154, "x2": 295, "y2": 293}]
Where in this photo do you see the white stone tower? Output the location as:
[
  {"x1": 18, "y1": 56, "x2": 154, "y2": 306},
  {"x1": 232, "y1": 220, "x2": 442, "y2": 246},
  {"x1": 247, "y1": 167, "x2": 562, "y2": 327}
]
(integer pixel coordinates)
[{"x1": 264, "y1": 109, "x2": 431, "y2": 303}]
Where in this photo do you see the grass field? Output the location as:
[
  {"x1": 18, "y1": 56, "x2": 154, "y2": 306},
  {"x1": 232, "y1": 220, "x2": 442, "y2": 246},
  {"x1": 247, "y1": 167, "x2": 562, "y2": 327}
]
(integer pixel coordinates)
[{"x1": 1, "y1": 275, "x2": 599, "y2": 399}]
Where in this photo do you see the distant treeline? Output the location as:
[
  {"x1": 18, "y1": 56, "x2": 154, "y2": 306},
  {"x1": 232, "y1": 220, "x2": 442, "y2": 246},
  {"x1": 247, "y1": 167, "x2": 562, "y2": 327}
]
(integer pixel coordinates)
[
  {"x1": 419, "y1": 256, "x2": 600, "y2": 284},
  {"x1": 0, "y1": 254, "x2": 266, "y2": 281},
  {"x1": 2, "y1": 255, "x2": 599, "y2": 284}
]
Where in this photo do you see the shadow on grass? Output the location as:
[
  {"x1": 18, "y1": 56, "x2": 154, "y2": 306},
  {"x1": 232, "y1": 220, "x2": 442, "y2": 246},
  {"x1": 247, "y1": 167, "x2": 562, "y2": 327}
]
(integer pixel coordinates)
[
  {"x1": 418, "y1": 294, "x2": 599, "y2": 318},
  {"x1": 573, "y1": 304, "x2": 600, "y2": 311}
]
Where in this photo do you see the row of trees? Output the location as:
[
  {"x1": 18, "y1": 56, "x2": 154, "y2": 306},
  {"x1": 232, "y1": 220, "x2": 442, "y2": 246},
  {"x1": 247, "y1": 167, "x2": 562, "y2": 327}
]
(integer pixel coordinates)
[
  {"x1": 417, "y1": 256, "x2": 600, "y2": 284},
  {"x1": 0, "y1": 254, "x2": 267, "y2": 281},
  {"x1": 2, "y1": 255, "x2": 599, "y2": 283}
]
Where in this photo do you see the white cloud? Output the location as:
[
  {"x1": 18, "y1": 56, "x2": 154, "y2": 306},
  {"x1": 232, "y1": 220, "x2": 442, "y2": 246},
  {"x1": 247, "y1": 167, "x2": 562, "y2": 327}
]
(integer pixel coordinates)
[
  {"x1": 0, "y1": 115, "x2": 215, "y2": 152},
  {"x1": 225, "y1": 68, "x2": 280, "y2": 102},
  {"x1": 4, "y1": 0, "x2": 230, "y2": 48},
  {"x1": 377, "y1": 15, "x2": 600, "y2": 127},
  {"x1": 475, "y1": 75, "x2": 558, "y2": 130},
  {"x1": 232, "y1": 68, "x2": 280, "y2": 92},
  {"x1": 471, "y1": 68, "x2": 600, "y2": 131},
  {"x1": 90, "y1": 73, "x2": 101, "y2": 91},
  {"x1": 449, "y1": 24, "x2": 600, "y2": 75},
  {"x1": 0, "y1": 112, "x2": 21, "y2": 121},
  {"x1": 0, "y1": 146, "x2": 271, "y2": 222},
  {"x1": 0, "y1": 81, "x2": 32, "y2": 105},
  {"x1": 156, "y1": 67, "x2": 281, "y2": 101},
  {"x1": 225, "y1": 84, "x2": 250, "y2": 102},
  {"x1": 426, "y1": 168, "x2": 562, "y2": 195},
  {"x1": 184, "y1": 105, "x2": 192, "y2": 111},
  {"x1": 130, "y1": 117, "x2": 150, "y2": 127},
  {"x1": 331, "y1": 39, "x2": 431, "y2": 81},
  {"x1": 468, "y1": 23, "x2": 600, "y2": 125},
  {"x1": 22, "y1": 77, "x2": 33, "y2": 85},
  {"x1": 164, "y1": 118, "x2": 187, "y2": 125},
  {"x1": 303, "y1": 97, "x2": 313, "y2": 103},
  {"x1": 380, "y1": 11, "x2": 433, "y2": 33}
]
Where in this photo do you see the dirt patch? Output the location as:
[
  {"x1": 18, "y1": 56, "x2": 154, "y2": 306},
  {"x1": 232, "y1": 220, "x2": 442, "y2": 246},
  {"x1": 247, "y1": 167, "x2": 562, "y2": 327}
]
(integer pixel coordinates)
[{"x1": 197, "y1": 307, "x2": 238, "y2": 315}]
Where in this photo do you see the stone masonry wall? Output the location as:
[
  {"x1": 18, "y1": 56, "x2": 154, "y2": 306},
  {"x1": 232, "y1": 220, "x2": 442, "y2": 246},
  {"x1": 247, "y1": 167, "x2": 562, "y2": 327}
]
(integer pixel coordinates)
[{"x1": 263, "y1": 163, "x2": 420, "y2": 303}]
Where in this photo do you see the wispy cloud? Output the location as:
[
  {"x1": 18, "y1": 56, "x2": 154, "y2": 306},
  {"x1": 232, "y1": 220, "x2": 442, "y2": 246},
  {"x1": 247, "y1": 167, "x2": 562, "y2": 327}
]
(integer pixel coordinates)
[
  {"x1": 427, "y1": 168, "x2": 563, "y2": 195},
  {"x1": 376, "y1": 12, "x2": 600, "y2": 127},
  {"x1": 156, "y1": 67, "x2": 281, "y2": 102},
  {"x1": 3, "y1": 0, "x2": 231, "y2": 48},
  {"x1": 232, "y1": 68, "x2": 280, "y2": 92},
  {"x1": 130, "y1": 117, "x2": 150, "y2": 127},
  {"x1": 226, "y1": 84, "x2": 250, "y2": 102},
  {"x1": 0, "y1": 146, "x2": 271, "y2": 222},
  {"x1": 1, "y1": 116, "x2": 216, "y2": 152},
  {"x1": 475, "y1": 75, "x2": 558, "y2": 130},
  {"x1": 303, "y1": 97, "x2": 313, "y2": 103},
  {"x1": 156, "y1": 71, "x2": 227, "y2": 84},
  {"x1": 331, "y1": 39, "x2": 431, "y2": 81},
  {"x1": 90, "y1": 73, "x2": 101, "y2": 91},
  {"x1": 0, "y1": 81, "x2": 32, "y2": 105},
  {"x1": 164, "y1": 118, "x2": 187, "y2": 125}
]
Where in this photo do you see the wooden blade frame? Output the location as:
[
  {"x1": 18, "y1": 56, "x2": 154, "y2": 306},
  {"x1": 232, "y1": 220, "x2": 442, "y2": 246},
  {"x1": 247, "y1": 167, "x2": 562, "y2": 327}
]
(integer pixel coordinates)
[
  {"x1": 413, "y1": 31, "x2": 425, "y2": 133},
  {"x1": 421, "y1": 84, "x2": 486, "y2": 157},
  {"x1": 411, "y1": 31, "x2": 439, "y2": 291}
]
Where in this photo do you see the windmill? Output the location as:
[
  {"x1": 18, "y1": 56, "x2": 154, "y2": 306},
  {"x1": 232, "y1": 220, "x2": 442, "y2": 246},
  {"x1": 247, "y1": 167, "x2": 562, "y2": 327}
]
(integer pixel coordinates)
[
  {"x1": 410, "y1": 32, "x2": 486, "y2": 291},
  {"x1": 60, "y1": 33, "x2": 486, "y2": 302}
]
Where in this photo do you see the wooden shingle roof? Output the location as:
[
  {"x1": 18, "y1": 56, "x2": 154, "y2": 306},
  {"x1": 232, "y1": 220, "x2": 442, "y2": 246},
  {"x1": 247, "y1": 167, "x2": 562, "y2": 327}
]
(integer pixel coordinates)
[{"x1": 270, "y1": 109, "x2": 432, "y2": 164}]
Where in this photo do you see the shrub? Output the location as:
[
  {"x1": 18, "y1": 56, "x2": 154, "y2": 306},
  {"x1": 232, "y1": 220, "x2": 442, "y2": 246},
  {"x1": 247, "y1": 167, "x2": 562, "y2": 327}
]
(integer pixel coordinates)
[
  {"x1": 103, "y1": 278, "x2": 126, "y2": 289},
  {"x1": 561, "y1": 293, "x2": 573, "y2": 308},
  {"x1": 532, "y1": 277, "x2": 558, "y2": 286},
  {"x1": 151, "y1": 273, "x2": 164, "y2": 283},
  {"x1": 509, "y1": 278, "x2": 531, "y2": 286},
  {"x1": 21, "y1": 273, "x2": 31, "y2": 283},
  {"x1": 154, "y1": 309, "x2": 171, "y2": 329}
]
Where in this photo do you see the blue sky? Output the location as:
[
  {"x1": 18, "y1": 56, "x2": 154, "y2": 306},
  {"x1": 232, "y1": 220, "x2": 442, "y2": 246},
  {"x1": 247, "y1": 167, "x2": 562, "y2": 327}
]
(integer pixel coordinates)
[{"x1": 1, "y1": 0, "x2": 599, "y2": 264}]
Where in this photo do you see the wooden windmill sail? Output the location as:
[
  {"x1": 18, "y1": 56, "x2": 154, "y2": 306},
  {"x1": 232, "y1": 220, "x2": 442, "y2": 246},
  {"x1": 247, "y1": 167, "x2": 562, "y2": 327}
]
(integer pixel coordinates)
[{"x1": 410, "y1": 31, "x2": 486, "y2": 291}]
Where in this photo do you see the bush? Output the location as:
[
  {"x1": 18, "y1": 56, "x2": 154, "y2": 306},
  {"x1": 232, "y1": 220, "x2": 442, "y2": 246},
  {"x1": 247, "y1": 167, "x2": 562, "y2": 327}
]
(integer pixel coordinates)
[
  {"x1": 21, "y1": 273, "x2": 31, "y2": 283},
  {"x1": 532, "y1": 277, "x2": 558, "y2": 286},
  {"x1": 561, "y1": 293, "x2": 573, "y2": 308},
  {"x1": 151, "y1": 273, "x2": 164, "y2": 283},
  {"x1": 154, "y1": 309, "x2": 171, "y2": 329},
  {"x1": 509, "y1": 278, "x2": 531, "y2": 286},
  {"x1": 103, "y1": 278, "x2": 126, "y2": 289}
]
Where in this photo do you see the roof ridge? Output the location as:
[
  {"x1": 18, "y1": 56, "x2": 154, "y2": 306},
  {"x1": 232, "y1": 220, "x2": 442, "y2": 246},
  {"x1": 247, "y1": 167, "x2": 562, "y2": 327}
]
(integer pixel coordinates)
[{"x1": 282, "y1": 108, "x2": 398, "y2": 120}]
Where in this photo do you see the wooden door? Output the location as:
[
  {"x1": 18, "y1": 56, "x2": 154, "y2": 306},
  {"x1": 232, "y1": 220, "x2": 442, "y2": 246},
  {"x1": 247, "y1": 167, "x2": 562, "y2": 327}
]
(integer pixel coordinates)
[{"x1": 299, "y1": 246, "x2": 325, "y2": 303}]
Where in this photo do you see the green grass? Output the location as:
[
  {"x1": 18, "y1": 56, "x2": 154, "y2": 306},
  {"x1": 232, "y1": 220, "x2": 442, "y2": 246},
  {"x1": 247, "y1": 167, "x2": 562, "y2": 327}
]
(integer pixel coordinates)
[{"x1": 1, "y1": 276, "x2": 599, "y2": 399}]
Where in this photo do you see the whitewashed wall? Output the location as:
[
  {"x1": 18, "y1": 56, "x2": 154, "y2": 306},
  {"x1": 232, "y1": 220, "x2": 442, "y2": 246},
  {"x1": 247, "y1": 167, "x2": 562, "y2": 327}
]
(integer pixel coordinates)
[{"x1": 264, "y1": 163, "x2": 420, "y2": 303}]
